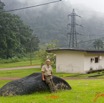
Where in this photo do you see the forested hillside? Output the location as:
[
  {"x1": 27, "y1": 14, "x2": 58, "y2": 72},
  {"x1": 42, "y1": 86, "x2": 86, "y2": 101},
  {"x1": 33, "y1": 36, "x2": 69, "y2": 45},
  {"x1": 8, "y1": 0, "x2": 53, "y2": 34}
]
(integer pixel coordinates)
[
  {"x1": 3, "y1": 0, "x2": 104, "y2": 48},
  {"x1": 0, "y1": 1, "x2": 39, "y2": 59}
]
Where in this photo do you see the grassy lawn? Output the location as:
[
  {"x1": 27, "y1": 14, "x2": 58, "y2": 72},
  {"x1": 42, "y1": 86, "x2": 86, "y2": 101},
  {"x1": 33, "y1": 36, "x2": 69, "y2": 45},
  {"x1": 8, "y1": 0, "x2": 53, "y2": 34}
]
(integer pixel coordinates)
[
  {"x1": 0, "y1": 68, "x2": 70, "y2": 78},
  {"x1": 0, "y1": 68, "x2": 41, "y2": 78},
  {"x1": 0, "y1": 68, "x2": 104, "y2": 79},
  {"x1": 0, "y1": 68, "x2": 104, "y2": 103},
  {"x1": 0, "y1": 59, "x2": 41, "y2": 68},
  {"x1": 0, "y1": 80, "x2": 104, "y2": 103}
]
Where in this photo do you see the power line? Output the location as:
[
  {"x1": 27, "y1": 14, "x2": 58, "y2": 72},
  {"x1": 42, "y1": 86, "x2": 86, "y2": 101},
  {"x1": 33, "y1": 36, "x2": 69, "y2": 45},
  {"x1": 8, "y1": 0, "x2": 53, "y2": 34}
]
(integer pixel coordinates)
[
  {"x1": 78, "y1": 36, "x2": 104, "y2": 44},
  {"x1": 4, "y1": 0, "x2": 62, "y2": 12}
]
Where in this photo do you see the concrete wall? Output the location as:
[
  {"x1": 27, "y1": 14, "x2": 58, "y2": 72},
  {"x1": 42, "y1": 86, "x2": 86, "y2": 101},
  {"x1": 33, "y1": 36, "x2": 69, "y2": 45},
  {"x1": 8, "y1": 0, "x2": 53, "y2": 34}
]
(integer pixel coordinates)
[
  {"x1": 54, "y1": 50, "x2": 104, "y2": 73},
  {"x1": 84, "y1": 53, "x2": 104, "y2": 72},
  {"x1": 56, "y1": 51, "x2": 85, "y2": 73}
]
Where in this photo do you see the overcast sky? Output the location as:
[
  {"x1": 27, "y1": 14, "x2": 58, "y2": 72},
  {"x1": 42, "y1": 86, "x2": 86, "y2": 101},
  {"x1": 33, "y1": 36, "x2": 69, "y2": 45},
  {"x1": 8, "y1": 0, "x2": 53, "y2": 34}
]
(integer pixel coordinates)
[
  {"x1": 18, "y1": 0, "x2": 104, "y2": 13},
  {"x1": 68, "y1": 0, "x2": 104, "y2": 13},
  {"x1": 3, "y1": 0, "x2": 104, "y2": 14}
]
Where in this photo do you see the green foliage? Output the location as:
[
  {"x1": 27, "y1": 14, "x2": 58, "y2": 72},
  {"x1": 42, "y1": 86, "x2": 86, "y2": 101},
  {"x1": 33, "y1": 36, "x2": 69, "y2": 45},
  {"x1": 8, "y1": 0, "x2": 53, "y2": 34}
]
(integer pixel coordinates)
[
  {"x1": 0, "y1": 57, "x2": 20, "y2": 63},
  {"x1": 93, "y1": 39, "x2": 104, "y2": 50},
  {"x1": 0, "y1": 1, "x2": 39, "y2": 59},
  {"x1": 35, "y1": 49, "x2": 56, "y2": 67},
  {"x1": 0, "y1": 55, "x2": 32, "y2": 64},
  {"x1": 45, "y1": 40, "x2": 58, "y2": 49},
  {"x1": 0, "y1": 59, "x2": 41, "y2": 68},
  {"x1": 24, "y1": 35, "x2": 40, "y2": 54},
  {"x1": 0, "y1": 1, "x2": 5, "y2": 10},
  {"x1": 35, "y1": 41, "x2": 57, "y2": 67}
]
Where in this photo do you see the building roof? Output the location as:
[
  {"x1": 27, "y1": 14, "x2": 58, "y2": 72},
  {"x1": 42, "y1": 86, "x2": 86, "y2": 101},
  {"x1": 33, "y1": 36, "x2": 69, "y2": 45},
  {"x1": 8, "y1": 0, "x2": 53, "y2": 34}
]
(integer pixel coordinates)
[{"x1": 47, "y1": 48, "x2": 104, "y2": 53}]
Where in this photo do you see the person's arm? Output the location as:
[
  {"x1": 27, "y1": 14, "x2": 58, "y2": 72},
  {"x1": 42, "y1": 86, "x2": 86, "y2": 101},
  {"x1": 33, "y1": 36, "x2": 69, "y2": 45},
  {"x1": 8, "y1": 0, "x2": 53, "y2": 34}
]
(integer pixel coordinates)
[
  {"x1": 42, "y1": 71, "x2": 45, "y2": 81},
  {"x1": 41, "y1": 65, "x2": 45, "y2": 81},
  {"x1": 51, "y1": 65, "x2": 53, "y2": 75},
  {"x1": 51, "y1": 66, "x2": 53, "y2": 79},
  {"x1": 51, "y1": 71, "x2": 53, "y2": 75}
]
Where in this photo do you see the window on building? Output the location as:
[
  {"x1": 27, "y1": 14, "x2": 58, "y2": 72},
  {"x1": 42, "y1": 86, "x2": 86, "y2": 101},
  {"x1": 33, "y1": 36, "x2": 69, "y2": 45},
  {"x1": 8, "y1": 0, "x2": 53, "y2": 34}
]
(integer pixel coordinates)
[
  {"x1": 90, "y1": 58, "x2": 94, "y2": 63},
  {"x1": 95, "y1": 57, "x2": 99, "y2": 63}
]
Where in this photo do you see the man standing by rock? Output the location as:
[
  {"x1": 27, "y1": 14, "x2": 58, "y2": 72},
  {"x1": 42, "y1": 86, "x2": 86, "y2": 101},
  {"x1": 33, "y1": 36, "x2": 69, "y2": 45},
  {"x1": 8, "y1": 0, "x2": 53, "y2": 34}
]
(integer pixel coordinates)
[{"x1": 41, "y1": 59, "x2": 56, "y2": 92}]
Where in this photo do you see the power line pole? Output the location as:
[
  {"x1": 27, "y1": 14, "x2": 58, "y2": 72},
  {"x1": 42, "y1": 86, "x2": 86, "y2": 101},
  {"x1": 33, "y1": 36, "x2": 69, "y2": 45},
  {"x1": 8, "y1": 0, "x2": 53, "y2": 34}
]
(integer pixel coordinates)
[{"x1": 67, "y1": 9, "x2": 82, "y2": 48}]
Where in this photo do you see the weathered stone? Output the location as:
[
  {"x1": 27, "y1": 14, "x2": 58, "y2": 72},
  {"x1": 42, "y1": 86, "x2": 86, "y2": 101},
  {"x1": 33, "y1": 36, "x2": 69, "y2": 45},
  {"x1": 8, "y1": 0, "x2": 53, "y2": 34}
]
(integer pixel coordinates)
[{"x1": 0, "y1": 73, "x2": 71, "y2": 96}]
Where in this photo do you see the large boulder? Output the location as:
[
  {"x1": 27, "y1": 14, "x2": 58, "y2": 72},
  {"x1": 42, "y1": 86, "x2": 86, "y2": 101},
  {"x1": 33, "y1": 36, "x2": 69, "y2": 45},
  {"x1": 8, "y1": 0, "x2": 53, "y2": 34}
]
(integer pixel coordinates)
[{"x1": 0, "y1": 73, "x2": 71, "y2": 96}]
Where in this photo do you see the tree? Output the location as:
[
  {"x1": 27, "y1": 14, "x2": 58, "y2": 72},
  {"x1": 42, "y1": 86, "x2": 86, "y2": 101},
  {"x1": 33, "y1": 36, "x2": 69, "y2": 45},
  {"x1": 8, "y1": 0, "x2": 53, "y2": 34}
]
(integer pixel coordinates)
[
  {"x1": 93, "y1": 39, "x2": 104, "y2": 50},
  {"x1": 28, "y1": 35, "x2": 40, "y2": 65},
  {"x1": 0, "y1": 0, "x2": 5, "y2": 10},
  {"x1": 0, "y1": 1, "x2": 39, "y2": 59},
  {"x1": 35, "y1": 41, "x2": 57, "y2": 67}
]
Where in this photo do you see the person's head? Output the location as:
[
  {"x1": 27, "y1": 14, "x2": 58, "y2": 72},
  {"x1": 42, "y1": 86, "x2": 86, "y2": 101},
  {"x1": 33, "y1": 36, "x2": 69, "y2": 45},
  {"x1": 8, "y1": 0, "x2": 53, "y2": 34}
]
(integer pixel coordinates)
[{"x1": 45, "y1": 59, "x2": 51, "y2": 65}]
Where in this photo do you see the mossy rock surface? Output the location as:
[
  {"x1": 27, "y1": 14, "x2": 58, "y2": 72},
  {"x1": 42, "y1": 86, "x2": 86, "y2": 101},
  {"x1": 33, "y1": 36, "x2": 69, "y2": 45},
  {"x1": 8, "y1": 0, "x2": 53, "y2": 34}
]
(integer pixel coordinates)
[{"x1": 0, "y1": 73, "x2": 71, "y2": 96}]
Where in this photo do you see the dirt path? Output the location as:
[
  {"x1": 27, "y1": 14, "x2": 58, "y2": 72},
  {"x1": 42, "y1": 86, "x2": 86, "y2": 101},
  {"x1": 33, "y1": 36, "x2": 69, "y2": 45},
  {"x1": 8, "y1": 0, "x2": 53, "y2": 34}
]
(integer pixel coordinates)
[
  {"x1": 0, "y1": 65, "x2": 40, "y2": 71},
  {"x1": 0, "y1": 66, "x2": 102, "y2": 80},
  {"x1": 0, "y1": 77, "x2": 20, "y2": 80},
  {"x1": 0, "y1": 65, "x2": 40, "y2": 80}
]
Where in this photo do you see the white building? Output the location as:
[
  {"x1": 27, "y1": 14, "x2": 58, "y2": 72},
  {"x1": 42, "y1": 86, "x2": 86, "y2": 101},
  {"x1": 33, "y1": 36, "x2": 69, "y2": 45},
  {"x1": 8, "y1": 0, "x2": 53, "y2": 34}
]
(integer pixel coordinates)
[{"x1": 47, "y1": 48, "x2": 104, "y2": 73}]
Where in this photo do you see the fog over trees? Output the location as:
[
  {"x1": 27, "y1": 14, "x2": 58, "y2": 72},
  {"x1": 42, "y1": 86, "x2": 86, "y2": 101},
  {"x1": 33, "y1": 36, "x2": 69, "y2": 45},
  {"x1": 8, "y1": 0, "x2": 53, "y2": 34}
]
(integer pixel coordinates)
[
  {"x1": 0, "y1": 0, "x2": 39, "y2": 59},
  {"x1": 3, "y1": 0, "x2": 104, "y2": 48}
]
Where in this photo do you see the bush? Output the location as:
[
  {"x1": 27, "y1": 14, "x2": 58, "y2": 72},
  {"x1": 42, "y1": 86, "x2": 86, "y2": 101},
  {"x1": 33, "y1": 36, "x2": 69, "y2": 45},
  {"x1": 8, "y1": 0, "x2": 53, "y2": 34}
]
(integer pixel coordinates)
[
  {"x1": 0, "y1": 57, "x2": 20, "y2": 64},
  {"x1": 35, "y1": 50, "x2": 56, "y2": 68}
]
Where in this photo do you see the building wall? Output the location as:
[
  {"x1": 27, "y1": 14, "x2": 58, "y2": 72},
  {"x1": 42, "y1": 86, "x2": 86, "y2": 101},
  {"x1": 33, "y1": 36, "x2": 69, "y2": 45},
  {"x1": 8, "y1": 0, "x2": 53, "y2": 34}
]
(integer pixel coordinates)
[
  {"x1": 56, "y1": 51, "x2": 85, "y2": 73},
  {"x1": 84, "y1": 53, "x2": 104, "y2": 72}
]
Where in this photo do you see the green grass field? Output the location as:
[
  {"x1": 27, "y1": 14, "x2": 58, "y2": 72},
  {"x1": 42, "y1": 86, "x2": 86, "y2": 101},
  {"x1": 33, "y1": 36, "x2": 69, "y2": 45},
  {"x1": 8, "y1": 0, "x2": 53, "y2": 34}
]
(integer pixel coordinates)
[
  {"x1": 0, "y1": 68, "x2": 40, "y2": 78},
  {"x1": 0, "y1": 59, "x2": 41, "y2": 68},
  {"x1": 0, "y1": 63, "x2": 104, "y2": 103},
  {"x1": 0, "y1": 67, "x2": 104, "y2": 78},
  {"x1": 0, "y1": 59, "x2": 104, "y2": 103},
  {"x1": 0, "y1": 79, "x2": 104, "y2": 103}
]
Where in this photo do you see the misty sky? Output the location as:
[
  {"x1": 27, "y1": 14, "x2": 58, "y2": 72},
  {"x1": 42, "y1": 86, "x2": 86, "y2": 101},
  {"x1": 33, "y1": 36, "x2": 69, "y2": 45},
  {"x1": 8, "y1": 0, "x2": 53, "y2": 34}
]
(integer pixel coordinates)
[
  {"x1": 69, "y1": 0, "x2": 104, "y2": 13},
  {"x1": 16, "y1": 0, "x2": 104, "y2": 13},
  {"x1": 3, "y1": 0, "x2": 104, "y2": 14}
]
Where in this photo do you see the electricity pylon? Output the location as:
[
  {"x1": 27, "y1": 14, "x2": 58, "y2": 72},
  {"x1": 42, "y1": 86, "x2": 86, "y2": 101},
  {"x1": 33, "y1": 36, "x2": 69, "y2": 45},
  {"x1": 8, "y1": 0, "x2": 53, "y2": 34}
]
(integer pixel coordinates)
[{"x1": 67, "y1": 9, "x2": 82, "y2": 48}]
